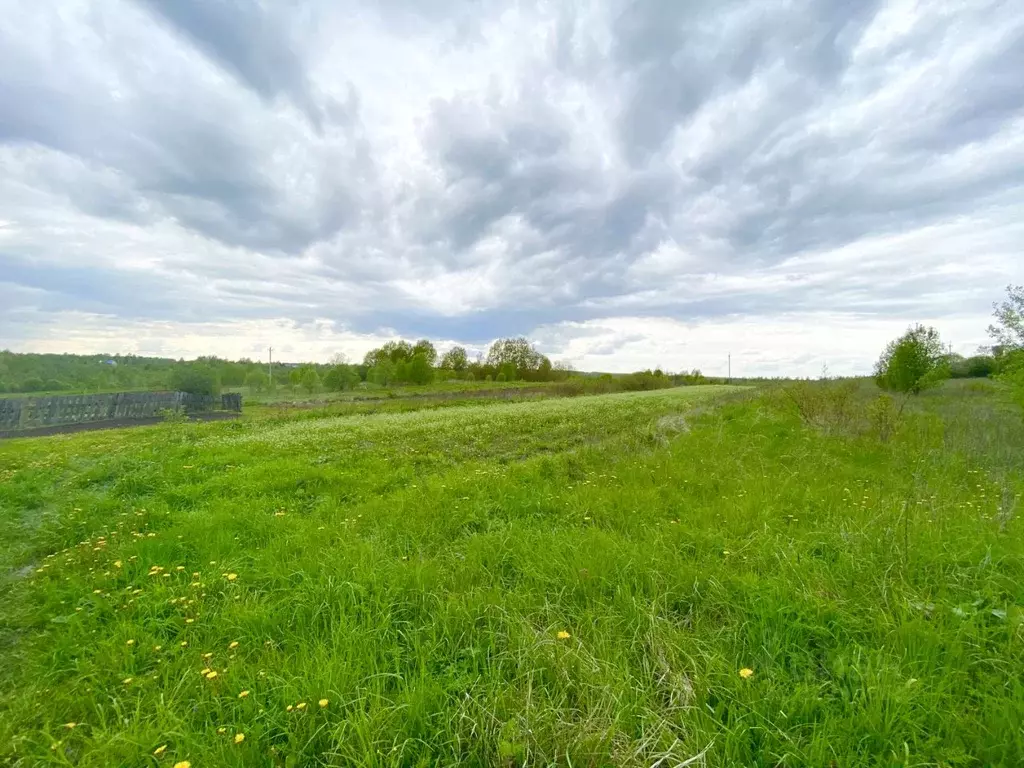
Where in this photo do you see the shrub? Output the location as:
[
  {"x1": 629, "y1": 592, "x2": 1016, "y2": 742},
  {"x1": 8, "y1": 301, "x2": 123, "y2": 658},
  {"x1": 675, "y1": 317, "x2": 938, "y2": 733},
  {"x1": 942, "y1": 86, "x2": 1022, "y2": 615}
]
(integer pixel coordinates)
[
  {"x1": 966, "y1": 356, "x2": 996, "y2": 378},
  {"x1": 245, "y1": 370, "x2": 268, "y2": 393},
  {"x1": 170, "y1": 365, "x2": 220, "y2": 396},
  {"x1": 874, "y1": 325, "x2": 948, "y2": 394},
  {"x1": 782, "y1": 380, "x2": 860, "y2": 435}
]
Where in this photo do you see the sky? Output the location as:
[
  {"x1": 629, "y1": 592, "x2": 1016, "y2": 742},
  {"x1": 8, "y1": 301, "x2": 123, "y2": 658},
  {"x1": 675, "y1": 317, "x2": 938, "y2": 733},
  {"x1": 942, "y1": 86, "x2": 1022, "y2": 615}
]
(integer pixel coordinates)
[{"x1": 0, "y1": 0, "x2": 1021, "y2": 376}]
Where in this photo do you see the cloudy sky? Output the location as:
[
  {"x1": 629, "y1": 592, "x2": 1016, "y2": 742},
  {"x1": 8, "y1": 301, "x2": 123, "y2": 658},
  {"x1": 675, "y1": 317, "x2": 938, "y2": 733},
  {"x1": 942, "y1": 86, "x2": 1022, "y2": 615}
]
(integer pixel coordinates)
[{"x1": 1, "y1": 0, "x2": 1020, "y2": 376}]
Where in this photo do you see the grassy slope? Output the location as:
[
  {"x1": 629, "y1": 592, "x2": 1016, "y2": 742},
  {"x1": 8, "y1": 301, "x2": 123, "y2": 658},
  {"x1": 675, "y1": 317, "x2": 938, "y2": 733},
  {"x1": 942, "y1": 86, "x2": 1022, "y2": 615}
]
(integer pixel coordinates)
[{"x1": 0, "y1": 383, "x2": 1022, "y2": 767}]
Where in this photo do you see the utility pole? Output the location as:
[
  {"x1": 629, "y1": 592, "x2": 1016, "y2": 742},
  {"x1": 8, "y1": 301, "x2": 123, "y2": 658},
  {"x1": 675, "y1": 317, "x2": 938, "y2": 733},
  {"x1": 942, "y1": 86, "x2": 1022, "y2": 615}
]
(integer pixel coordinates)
[
  {"x1": 268, "y1": 347, "x2": 273, "y2": 390},
  {"x1": 728, "y1": 353, "x2": 731, "y2": 383}
]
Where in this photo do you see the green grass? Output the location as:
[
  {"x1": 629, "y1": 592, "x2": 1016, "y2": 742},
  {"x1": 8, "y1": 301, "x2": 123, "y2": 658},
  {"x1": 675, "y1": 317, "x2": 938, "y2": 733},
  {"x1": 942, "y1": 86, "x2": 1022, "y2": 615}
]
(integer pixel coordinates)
[{"x1": 1, "y1": 383, "x2": 1022, "y2": 767}]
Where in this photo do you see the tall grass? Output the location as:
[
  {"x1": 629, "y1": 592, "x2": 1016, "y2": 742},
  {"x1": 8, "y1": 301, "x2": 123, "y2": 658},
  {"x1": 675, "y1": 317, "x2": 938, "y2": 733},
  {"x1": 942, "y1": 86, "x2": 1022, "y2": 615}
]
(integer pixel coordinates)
[{"x1": 0, "y1": 383, "x2": 1022, "y2": 766}]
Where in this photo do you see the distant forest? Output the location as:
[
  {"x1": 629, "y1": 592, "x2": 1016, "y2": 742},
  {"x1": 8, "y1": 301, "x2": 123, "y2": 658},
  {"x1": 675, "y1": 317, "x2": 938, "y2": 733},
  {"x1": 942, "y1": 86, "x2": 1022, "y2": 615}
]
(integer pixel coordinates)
[{"x1": 0, "y1": 337, "x2": 708, "y2": 396}]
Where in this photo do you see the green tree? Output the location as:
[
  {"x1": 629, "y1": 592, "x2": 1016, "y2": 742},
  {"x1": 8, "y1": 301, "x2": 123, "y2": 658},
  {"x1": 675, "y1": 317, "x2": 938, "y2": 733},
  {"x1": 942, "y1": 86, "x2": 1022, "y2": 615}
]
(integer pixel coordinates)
[
  {"x1": 324, "y1": 364, "x2": 360, "y2": 392},
  {"x1": 412, "y1": 340, "x2": 438, "y2": 367},
  {"x1": 296, "y1": 364, "x2": 321, "y2": 394},
  {"x1": 408, "y1": 353, "x2": 434, "y2": 385},
  {"x1": 368, "y1": 360, "x2": 396, "y2": 386},
  {"x1": 499, "y1": 362, "x2": 517, "y2": 382},
  {"x1": 988, "y1": 285, "x2": 1024, "y2": 350},
  {"x1": 439, "y1": 346, "x2": 469, "y2": 373},
  {"x1": 486, "y1": 337, "x2": 552, "y2": 380},
  {"x1": 245, "y1": 370, "x2": 268, "y2": 393},
  {"x1": 170, "y1": 364, "x2": 220, "y2": 396},
  {"x1": 364, "y1": 341, "x2": 415, "y2": 368},
  {"x1": 874, "y1": 325, "x2": 948, "y2": 395}
]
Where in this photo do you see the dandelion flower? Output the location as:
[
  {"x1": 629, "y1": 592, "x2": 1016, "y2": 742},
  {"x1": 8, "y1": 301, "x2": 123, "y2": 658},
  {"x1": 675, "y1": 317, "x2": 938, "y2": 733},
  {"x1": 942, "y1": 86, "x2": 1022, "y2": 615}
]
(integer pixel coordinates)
[
  {"x1": 126, "y1": 639, "x2": 135, "y2": 646},
  {"x1": 153, "y1": 745, "x2": 167, "y2": 756},
  {"x1": 319, "y1": 699, "x2": 329, "y2": 708},
  {"x1": 154, "y1": 645, "x2": 162, "y2": 651},
  {"x1": 225, "y1": 573, "x2": 238, "y2": 581},
  {"x1": 228, "y1": 640, "x2": 239, "y2": 649},
  {"x1": 234, "y1": 733, "x2": 245, "y2": 744},
  {"x1": 185, "y1": 618, "x2": 195, "y2": 624},
  {"x1": 217, "y1": 726, "x2": 227, "y2": 734},
  {"x1": 202, "y1": 652, "x2": 213, "y2": 659},
  {"x1": 296, "y1": 702, "x2": 307, "y2": 710},
  {"x1": 114, "y1": 561, "x2": 122, "y2": 568},
  {"x1": 122, "y1": 677, "x2": 133, "y2": 685},
  {"x1": 286, "y1": 705, "x2": 294, "y2": 712},
  {"x1": 64, "y1": 722, "x2": 77, "y2": 729},
  {"x1": 238, "y1": 690, "x2": 250, "y2": 699},
  {"x1": 173, "y1": 762, "x2": 191, "y2": 768},
  {"x1": 180, "y1": 641, "x2": 188, "y2": 647},
  {"x1": 556, "y1": 630, "x2": 571, "y2": 640},
  {"x1": 205, "y1": 670, "x2": 218, "y2": 680},
  {"x1": 201, "y1": 668, "x2": 211, "y2": 675},
  {"x1": 739, "y1": 668, "x2": 754, "y2": 679}
]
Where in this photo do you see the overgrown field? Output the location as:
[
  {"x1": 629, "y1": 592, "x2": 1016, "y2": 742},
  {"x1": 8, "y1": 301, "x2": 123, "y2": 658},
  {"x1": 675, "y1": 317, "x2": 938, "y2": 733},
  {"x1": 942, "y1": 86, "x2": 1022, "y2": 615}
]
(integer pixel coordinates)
[{"x1": 1, "y1": 383, "x2": 1022, "y2": 767}]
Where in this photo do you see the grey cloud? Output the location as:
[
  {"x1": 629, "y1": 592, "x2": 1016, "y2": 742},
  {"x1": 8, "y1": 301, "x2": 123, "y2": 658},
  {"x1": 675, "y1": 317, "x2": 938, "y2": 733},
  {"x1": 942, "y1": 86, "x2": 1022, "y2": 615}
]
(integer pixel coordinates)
[{"x1": 133, "y1": 0, "x2": 324, "y2": 128}]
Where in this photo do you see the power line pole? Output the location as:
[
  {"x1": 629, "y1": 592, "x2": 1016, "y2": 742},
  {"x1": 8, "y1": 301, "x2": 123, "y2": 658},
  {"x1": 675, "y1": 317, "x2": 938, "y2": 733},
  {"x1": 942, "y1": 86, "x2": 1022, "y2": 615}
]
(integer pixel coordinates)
[{"x1": 268, "y1": 347, "x2": 273, "y2": 389}]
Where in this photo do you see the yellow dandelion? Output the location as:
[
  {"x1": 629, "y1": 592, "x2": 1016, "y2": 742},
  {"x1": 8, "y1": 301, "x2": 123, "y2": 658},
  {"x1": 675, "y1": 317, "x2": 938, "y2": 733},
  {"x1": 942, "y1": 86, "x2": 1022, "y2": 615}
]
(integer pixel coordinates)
[
  {"x1": 228, "y1": 640, "x2": 239, "y2": 649},
  {"x1": 319, "y1": 698, "x2": 329, "y2": 708},
  {"x1": 185, "y1": 618, "x2": 195, "y2": 624},
  {"x1": 739, "y1": 668, "x2": 754, "y2": 679},
  {"x1": 217, "y1": 726, "x2": 227, "y2": 734},
  {"x1": 226, "y1": 573, "x2": 237, "y2": 581},
  {"x1": 556, "y1": 630, "x2": 571, "y2": 640},
  {"x1": 176, "y1": 566, "x2": 185, "y2": 571},
  {"x1": 180, "y1": 641, "x2": 188, "y2": 647},
  {"x1": 238, "y1": 690, "x2": 250, "y2": 698},
  {"x1": 122, "y1": 677, "x2": 133, "y2": 685},
  {"x1": 173, "y1": 762, "x2": 191, "y2": 768},
  {"x1": 202, "y1": 652, "x2": 213, "y2": 659},
  {"x1": 154, "y1": 645, "x2": 162, "y2": 651},
  {"x1": 153, "y1": 744, "x2": 167, "y2": 756},
  {"x1": 64, "y1": 722, "x2": 77, "y2": 729},
  {"x1": 113, "y1": 560, "x2": 122, "y2": 568},
  {"x1": 200, "y1": 668, "x2": 211, "y2": 675},
  {"x1": 286, "y1": 705, "x2": 294, "y2": 712},
  {"x1": 126, "y1": 639, "x2": 135, "y2": 646},
  {"x1": 234, "y1": 733, "x2": 245, "y2": 744},
  {"x1": 296, "y1": 701, "x2": 307, "y2": 710},
  {"x1": 205, "y1": 670, "x2": 218, "y2": 680}
]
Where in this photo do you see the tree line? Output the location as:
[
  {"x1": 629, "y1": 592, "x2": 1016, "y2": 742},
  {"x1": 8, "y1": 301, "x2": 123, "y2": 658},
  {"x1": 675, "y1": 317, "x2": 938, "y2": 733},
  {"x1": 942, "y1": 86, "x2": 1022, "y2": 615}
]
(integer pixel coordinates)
[{"x1": 0, "y1": 336, "x2": 708, "y2": 397}]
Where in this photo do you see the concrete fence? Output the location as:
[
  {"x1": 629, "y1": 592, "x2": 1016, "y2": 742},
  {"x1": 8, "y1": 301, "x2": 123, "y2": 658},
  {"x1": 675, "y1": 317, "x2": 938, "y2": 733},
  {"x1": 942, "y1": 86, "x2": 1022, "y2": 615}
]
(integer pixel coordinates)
[{"x1": 0, "y1": 391, "x2": 243, "y2": 431}]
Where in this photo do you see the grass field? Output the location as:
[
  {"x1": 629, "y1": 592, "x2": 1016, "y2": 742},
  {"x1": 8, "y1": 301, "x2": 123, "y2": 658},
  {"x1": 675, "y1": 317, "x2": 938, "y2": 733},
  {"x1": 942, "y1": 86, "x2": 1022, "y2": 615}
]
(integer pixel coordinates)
[{"x1": 1, "y1": 382, "x2": 1022, "y2": 767}]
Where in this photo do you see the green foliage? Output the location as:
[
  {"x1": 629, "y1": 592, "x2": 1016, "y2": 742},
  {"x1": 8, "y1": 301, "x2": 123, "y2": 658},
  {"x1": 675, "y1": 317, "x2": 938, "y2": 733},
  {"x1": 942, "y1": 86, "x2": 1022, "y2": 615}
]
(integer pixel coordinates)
[
  {"x1": 874, "y1": 324, "x2": 949, "y2": 394},
  {"x1": 407, "y1": 353, "x2": 434, "y2": 385},
  {"x1": 988, "y1": 284, "x2": 1024, "y2": 350},
  {"x1": 295, "y1": 364, "x2": 321, "y2": 394},
  {"x1": 486, "y1": 337, "x2": 551, "y2": 380},
  {"x1": 439, "y1": 345, "x2": 469, "y2": 372},
  {"x1": 997, "y1": 349, "x2": 1024, "y2": 410},
  {"x1": 411, "y1": 340, "x2": 437, "y2": 367},
  {"x1": 244, "y1": 370, "x2": 268, "y2": 393},
  {"x1": 323, "y1": 364, "x2": 360, "y2": 392},
  {"x1": 169, "y1": 364, "x2": 220, "y2": 396}
]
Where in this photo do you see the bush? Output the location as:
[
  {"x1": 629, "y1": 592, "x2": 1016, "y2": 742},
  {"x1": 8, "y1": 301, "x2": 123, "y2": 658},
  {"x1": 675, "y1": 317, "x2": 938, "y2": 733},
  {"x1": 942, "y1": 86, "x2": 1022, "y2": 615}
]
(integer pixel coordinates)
[
  {"x1": 966, "y1": 356, "x2": 996, "y2": 378},
  {"x1": 874, "y1": 325, "x2": 948, "y2": 394},
  {"x1": 170, "y1": 365, "x2": 220, "y2": 396},
  {"x1": 782, "y1": 380, "x2": 860, "y2": 435},
  {"x1": 19, "y1": 377, "x2": 45, "y2": 393},
  {"x1": 245, "y1": 370, "x2": 268, "y2": 393}
]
